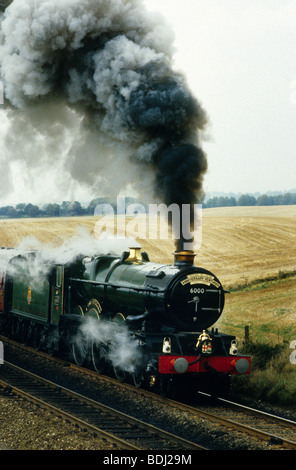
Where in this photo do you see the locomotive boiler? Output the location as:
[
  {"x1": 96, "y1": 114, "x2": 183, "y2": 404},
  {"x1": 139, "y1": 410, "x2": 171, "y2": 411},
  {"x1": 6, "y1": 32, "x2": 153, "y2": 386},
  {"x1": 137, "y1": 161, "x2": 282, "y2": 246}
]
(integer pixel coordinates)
[{"x1": 0, "y1": 246, "x2": 250, "y2": 397}]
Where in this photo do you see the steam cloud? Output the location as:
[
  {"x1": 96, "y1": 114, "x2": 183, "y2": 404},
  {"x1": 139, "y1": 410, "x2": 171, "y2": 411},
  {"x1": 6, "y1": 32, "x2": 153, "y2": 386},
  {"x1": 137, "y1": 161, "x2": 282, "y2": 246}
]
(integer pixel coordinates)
[
  {"x1": 0, "y1": 227, "x2": 140, "y2": 288},
  {"x1": 0, "y1": 0, "x2": 208, "y2": 247},
  {"x1": 80, "y1": 316, "x2": 144, "y2": 374}
]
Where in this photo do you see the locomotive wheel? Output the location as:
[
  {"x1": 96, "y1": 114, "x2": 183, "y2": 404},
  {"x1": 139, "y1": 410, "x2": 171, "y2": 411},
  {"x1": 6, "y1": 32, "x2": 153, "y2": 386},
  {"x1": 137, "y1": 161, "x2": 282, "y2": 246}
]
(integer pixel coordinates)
[
  {"x1": 159, "y1": 376, "x2": 177, "y2": 398},
  {"x1": 131, "y1": 367, "x2": 144, "y2": 388},
  {"x1": 92, "y1": 341, "x2": 107, "y2": 374},
  {"x1": 73, "y1": 305, "x2": 84, "y2": 316},
  {"x1": 16, "y1": 318, "x2": 28, "y2": 344},
  {"x1": 13, "y1": 318, "x2": 23, "y2": 342},
  {"x1": 112, "y1": 312, "x2": 126, "y2": 324},
  {"x1": 86, "y1": 299, "x2": 102, "y2": 319},
  {"x1": 31, "y1": 324, "x2": 43, "y2": 350},
  {"x1": 71, "y1": 331, "x2": 88, "y2": 367},
  {"x1": 113, "y1": 365, "x2": 126, "y2": 382}
]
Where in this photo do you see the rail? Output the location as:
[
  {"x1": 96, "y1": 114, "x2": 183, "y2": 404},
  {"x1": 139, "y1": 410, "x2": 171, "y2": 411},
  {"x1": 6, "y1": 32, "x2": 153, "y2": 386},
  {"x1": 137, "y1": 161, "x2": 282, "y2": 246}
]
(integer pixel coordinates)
[
  {"x1": 2, "y1": 336, "x2": 296, "y2": 450},
  {"x1": 0, "y1": 360, "x2": 207, "y2": 451}
]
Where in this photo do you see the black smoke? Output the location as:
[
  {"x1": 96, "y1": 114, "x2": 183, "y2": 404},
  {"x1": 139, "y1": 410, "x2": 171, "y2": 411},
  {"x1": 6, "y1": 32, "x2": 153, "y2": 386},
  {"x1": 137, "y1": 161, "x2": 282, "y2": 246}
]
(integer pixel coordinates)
[{"x1": 0, "y1": 0, "x2": 208, "y2": 248}]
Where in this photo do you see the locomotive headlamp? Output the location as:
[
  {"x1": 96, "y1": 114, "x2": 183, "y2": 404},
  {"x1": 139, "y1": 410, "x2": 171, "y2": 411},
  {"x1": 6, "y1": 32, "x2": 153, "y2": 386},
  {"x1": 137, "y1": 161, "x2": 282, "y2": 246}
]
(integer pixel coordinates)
[
  {"x1": 162, "y1": 337, "x2": 171, "y2": 353},
  {"x1": 229, "y1": 340, "x2": 238, "y2": 356}
]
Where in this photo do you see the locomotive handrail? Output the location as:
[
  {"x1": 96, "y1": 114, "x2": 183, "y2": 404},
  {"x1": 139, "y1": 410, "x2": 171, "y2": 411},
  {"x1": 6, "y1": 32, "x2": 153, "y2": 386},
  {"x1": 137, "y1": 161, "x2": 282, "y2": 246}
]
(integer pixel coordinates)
[{"x1": 68, "y1": 277, "x2": 168, "y2": 293}]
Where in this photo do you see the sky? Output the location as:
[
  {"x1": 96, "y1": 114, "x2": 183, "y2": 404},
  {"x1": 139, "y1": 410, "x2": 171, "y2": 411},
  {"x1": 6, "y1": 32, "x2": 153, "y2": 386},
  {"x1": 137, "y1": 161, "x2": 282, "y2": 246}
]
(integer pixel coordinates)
[
  {"x1": 1, "y1": 0, "x2": 296, "y2": 205},
  {"x1": 145, "y1": 0, "x2": 296, "y2": 196}
]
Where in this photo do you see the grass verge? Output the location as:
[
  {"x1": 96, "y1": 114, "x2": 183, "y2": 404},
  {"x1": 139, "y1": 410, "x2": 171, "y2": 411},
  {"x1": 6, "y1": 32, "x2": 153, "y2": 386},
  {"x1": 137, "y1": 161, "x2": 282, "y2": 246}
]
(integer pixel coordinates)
[
  {"x1": 231, "y1": 340, "x2": 296, "y2": 406},
  {"x1": 220, "y1": 273, "x2": 296, "y2": 405}
]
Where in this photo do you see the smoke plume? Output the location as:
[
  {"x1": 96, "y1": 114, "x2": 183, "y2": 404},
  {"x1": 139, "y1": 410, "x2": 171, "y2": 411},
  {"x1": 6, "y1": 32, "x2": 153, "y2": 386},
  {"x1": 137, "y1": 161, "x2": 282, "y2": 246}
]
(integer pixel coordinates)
[{"x1": 0, "y1": 0, "x2": 207, "y2": 246}]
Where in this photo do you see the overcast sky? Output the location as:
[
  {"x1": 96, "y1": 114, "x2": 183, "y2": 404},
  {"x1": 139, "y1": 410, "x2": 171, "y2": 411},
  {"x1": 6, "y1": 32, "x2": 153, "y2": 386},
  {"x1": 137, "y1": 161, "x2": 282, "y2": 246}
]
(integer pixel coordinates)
[{"x1": 145, "y1": 0, "x2": 296, "y2": 195}]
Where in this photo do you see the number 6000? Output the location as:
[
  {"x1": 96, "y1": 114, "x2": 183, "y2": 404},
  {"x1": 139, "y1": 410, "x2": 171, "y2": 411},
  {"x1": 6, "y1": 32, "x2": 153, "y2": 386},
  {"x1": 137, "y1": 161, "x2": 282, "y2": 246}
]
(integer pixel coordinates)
[{"x1": 190, "y1": 287, "x2": 204, "y2": 294}]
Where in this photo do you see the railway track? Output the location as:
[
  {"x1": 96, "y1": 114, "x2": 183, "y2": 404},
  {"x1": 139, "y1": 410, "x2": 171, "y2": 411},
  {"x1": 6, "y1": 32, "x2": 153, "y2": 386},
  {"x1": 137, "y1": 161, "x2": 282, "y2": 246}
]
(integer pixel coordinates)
[
  {"x1": 170, "y1": 393, "x2": 296, "y2": 450},
  {"x1": 204, "y1": 395, "x2": 296, "y2": 449},
  {"x1": 121, "y1": 386, "x2": 296, "y2": 450},
  {"x1": 0, "y1": 360, "x2": 207, "y2": 451},
  {"x1": 2, "y1": 336, "x2": 296, "y2": 450}
]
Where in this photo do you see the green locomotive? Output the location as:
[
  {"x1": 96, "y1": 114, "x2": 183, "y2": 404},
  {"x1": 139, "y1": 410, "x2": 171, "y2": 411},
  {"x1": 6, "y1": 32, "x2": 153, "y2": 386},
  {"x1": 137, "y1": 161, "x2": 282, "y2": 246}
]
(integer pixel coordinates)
[{"x1": 0, "y1": 246, "x2": 250, "y2": 396}]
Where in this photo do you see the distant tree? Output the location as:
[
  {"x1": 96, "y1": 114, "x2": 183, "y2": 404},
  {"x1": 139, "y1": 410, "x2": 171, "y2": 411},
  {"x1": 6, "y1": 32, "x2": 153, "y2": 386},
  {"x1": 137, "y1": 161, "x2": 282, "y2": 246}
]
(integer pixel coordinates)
[
  {"x1": 0, "y1": 206, "x2": 9, "y2": 216},
  {"x1": 256, "y1": 194, "x2": 273, "y2": 206},
  {"x1": 204, "y1": 196, "x2": 237, "y2": 208},
  {"x1": 26, "y1": 204, "x2": 40, "y2": 217},
  {"x1": 16, "y1": 203, "x2": 26, "y2": 211},
  {"x1": 219, "y1": 196, "x2": 237, "y2": 207},
  {"x1": 67, "y1": 201, "x2": 84, "y2": 216},
  {"x1": 15, "y1": 203, "x2": 26, "y2": 217},
  {"x1": 24, "y1": 203, "x2": 33, "y2": 216},
  {"x1": 278, "y1": 193, "x2": 296, "y2": 205},
  {"x1": 0, "y1": 206, "x2": 18, "y2": 217},
  {"x1": 237, "y1": 194, "x2": 256, "y2": 206},
  {"x1": 204, "y1": 197, "x2": 219, "y2": 208},
  {"x1": 44, "y1": 203, "x2": 61, "y2": 217},
  {"x1": 6, "y1": 206, "x2": 19, "y2": 218},
  {"x1": 60, "y1": 201, "x2": 71, "y2": 216}
]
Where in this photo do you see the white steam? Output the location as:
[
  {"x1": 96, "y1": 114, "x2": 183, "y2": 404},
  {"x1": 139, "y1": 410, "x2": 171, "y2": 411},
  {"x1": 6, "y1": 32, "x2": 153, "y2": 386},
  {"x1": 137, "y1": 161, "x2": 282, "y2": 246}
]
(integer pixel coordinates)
[
  {"x1": 0, "y1": 226, "x2": 140, "y2": 288},
  {"x1": 80, "y1": 316, "x2": 144, "y2": 374}
]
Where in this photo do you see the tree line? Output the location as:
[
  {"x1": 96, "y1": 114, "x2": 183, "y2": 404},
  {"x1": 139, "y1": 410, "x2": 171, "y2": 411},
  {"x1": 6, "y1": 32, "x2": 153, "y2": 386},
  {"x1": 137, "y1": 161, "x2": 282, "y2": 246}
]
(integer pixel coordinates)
[
  {"x1": 0, "y1": 197, "x2": 136, "y2": 219},
  {"x1": 0, "y1": 200, "x2": 98, "y2": 219},
  {"x1": 204, "y1": 192, "x2": 296, "y2": 208},
  {"x1": 0, "y1": 192, "x2": 296, "y2": 219}
]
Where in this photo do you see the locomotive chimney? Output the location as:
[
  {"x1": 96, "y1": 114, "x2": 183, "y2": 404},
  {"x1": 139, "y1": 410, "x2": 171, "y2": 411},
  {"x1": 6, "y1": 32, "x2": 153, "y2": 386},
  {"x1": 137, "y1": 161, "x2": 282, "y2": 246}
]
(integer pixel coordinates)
[{"x1": 174, "y1": 250, "x2": 196, "y2": 266}]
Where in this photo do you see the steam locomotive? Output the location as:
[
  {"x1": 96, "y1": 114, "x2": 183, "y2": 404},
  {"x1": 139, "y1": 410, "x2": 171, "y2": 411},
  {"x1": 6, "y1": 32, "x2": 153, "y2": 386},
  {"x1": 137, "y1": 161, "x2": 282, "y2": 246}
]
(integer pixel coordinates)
[{"x1": 0, "y1": 246, "x2": 250, "y2": 397}]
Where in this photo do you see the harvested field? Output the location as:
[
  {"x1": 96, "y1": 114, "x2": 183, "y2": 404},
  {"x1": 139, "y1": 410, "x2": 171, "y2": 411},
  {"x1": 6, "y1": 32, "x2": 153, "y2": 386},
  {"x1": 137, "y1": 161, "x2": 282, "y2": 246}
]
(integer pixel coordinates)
[
  {"x1": 0, "y1": 205, "x2": 295, "y2": 290},
  {"x1": 197, "y1": 208, "x2": 296, "y2": 289},
  {"x1": 217, "y1": 275, "x2": 296, "y2": 344}
]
